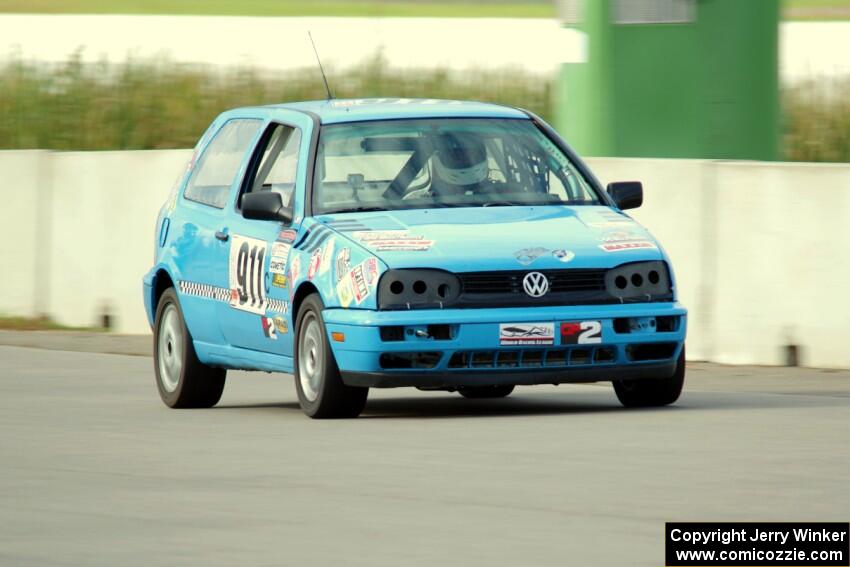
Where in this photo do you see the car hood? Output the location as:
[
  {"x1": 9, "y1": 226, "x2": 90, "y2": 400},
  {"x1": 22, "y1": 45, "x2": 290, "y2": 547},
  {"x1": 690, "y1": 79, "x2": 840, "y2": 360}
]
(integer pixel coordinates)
[{"x1": 319, "y1": 206, "x2": 665, "y2": 271}]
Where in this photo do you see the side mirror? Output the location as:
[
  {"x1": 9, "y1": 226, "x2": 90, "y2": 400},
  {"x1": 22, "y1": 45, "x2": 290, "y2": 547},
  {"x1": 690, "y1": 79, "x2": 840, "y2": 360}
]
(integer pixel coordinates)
[
  {"x1": 607, "y1": 181, "x2": 643, "y2": 210},
  {"x1": 242, "y1": 192, "x2": 292, "y2": 224}
]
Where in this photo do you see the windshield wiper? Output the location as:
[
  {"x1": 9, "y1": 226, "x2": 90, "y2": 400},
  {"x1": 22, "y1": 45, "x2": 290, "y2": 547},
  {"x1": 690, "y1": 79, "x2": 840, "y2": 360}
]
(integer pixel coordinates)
[
  {"x1": 481, "y1": 199, "x2": 558, "y2": 207},
  {"x1": 322, "y1": 205, "x2": 388, "y2": 214}
]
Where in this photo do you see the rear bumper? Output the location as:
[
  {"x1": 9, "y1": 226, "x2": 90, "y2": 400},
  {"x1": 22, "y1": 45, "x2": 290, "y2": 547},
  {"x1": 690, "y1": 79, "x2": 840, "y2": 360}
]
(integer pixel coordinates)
[{"x1": 323, "y1": 302, "x2": 687, "y2": 389}]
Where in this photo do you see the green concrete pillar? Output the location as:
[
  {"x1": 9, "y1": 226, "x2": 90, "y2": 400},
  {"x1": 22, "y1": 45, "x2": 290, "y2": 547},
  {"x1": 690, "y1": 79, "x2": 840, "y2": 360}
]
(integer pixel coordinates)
[{"x1": 555, "y1": 0, "x2": 779, "y2": 160}]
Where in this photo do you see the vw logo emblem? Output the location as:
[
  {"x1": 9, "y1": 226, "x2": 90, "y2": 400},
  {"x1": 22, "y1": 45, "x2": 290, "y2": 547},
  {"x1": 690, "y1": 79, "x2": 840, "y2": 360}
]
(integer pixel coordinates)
[{"x1": 522, "y1": 272, "x2": 549, "y2": 298}]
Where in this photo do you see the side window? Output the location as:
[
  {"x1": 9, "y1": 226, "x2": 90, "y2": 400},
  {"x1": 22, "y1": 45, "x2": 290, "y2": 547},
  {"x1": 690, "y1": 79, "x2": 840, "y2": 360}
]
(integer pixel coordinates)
[
  {"x1": 242, "y1": 123, "x2": 302, "y2": 209},
  {"x1": 184, "y1": 119, "x2": 262, "y2": 208}
]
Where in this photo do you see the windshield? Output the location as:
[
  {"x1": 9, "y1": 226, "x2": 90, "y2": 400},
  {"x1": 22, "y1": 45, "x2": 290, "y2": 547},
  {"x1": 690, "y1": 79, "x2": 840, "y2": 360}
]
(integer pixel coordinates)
[{"x1": 313, "y1": 118, "x2": 601, "y2": 214}]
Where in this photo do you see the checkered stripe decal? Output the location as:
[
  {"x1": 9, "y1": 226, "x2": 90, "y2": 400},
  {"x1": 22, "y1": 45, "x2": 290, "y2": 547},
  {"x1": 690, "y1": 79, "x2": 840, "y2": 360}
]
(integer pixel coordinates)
[
  {"x1": 178, "y1": 280, "x2": 288, "y2": 314},
  {"x1": 178, "y1": 281, "x2": 230, "y2": 302},
  {"x1": 266, "y1": 299, "x2": 288, "y2": 313}
]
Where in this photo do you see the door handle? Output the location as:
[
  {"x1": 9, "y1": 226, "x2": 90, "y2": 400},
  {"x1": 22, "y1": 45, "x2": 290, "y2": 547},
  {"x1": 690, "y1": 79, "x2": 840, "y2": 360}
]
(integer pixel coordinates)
[{"x1": 215, "y1": 230, "x2": 229, "y2": 242}]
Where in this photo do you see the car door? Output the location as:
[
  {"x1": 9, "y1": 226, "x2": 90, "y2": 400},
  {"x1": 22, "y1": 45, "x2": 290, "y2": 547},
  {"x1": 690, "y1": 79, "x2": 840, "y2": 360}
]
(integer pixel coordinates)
[
  {"x1": 216, "y1": 117, "x2": 308, "y2": 358},
  {"x1": 171, "y1": 117, "x2": 264, "y2": 345}
]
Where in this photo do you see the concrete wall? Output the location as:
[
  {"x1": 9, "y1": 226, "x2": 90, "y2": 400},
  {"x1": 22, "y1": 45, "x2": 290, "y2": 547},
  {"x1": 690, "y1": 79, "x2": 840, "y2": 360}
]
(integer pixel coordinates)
[
  {"x1": 46, "y1": 150, "x2": 192, "y2": 334},
  {"x1": 1, "y1": 150, "x2": 848, "y2": 368},
  {"x1": 586, "y1": 158, "x2": 850, "y2": 369},
  {"x1": 1, "y1": 149, "x2": 189, "y2": 333},
  {"x1": 0, "y1": 151, "x2": 50, "y2": 318}
]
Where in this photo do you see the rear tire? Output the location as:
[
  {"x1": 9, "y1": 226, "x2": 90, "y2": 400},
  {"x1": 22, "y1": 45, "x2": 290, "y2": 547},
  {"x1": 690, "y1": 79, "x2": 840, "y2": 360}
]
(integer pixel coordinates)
[
  {"x1": 613, "y1": 347, "x2": 685, "y2": 408},
  {"x1": 153, "y1": 288, "x2": 226, "y2": 408},
  {"x1": 458, "y1": 385, "x2": 515, "y2": 399},
  {"x1": 294, "y1": 293, "x2": 368, "y2": 418}
]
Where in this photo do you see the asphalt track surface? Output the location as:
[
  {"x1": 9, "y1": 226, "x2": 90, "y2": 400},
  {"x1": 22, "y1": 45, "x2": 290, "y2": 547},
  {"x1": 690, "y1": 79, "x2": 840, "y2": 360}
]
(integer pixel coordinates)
[{"x1": 2, "y1": 340, "x2": 850, "y2": 566}]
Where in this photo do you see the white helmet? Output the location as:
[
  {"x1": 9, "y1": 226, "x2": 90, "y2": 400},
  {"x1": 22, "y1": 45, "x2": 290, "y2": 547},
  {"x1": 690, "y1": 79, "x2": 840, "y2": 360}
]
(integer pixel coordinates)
[{"x1": 433, "y1": 133, "x2": 489, "y2": 186}]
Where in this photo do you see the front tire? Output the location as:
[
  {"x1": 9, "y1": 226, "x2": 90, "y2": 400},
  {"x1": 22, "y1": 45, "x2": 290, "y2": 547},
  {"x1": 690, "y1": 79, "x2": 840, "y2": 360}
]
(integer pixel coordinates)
[
  {"x1": 294, "y1": 293, "x2": 368, "y2": 418},
  {"x1": 153, "y1": 288, "x2": 226, "y2": 408},
  {"x1": 613, "y1": 347, "x2": 685, "y2": 408}
]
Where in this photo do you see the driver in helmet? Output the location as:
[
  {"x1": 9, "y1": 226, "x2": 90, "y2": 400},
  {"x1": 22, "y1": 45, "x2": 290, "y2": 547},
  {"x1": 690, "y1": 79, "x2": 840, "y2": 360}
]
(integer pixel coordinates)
[{"x1": 404, "y1": 132, "x2": 491, "y2": 199}]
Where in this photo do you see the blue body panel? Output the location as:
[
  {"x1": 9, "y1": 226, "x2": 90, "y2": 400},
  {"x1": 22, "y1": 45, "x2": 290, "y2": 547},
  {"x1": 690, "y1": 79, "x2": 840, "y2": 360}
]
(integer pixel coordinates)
[{"x1": 143, "y1": 98, "x2": 687, "y2": 384}]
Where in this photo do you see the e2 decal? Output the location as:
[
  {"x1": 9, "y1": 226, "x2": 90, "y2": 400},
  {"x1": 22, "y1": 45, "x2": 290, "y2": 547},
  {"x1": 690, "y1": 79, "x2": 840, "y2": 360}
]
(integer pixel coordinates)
[{"x1": 560, "y1": 321, "x2": 602, "y2": 345}]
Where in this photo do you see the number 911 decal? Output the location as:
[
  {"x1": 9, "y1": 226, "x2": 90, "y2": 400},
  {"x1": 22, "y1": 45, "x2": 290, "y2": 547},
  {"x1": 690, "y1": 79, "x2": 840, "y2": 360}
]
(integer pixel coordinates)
[
  {"x1": 229, "y1": 234, "x2": 268, "y2": 314},
  {"x1": 560, "y1": 321, "x2": 602, "y2": 344}
]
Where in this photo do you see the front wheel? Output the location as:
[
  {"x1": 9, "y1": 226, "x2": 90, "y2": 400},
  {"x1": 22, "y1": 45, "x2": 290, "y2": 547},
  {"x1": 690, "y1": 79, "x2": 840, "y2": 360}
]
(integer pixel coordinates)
[
  {"x1": 613, "y1": 347, "x2": 685, "y2": 408},
  {"x1": 153, "y1": 288, "x2": 226, "y2": 408},
  {"x1": 294, "y1": 293, "x2": 368, "y2": 418}
]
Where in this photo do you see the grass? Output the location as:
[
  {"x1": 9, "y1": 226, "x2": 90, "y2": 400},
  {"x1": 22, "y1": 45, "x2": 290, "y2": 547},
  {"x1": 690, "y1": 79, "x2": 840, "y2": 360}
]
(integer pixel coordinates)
[
  {"x1": 0, "y1": 54, "x2": 552, "y2": 151},
  {"x1": 783, "y1": 77, "x2": 850, "y2": 162},
  {"x1": 0, "y1": 54, "x2": 847, "y2": 161},
  {"x1": 785, "y1": 0, "x2": 850, "y2": 19},
  {"x1": 0, "y1": 315, "x2": 105, "y2": 332},
  {"x1": 0, "y1": 0, "x2": 554, "y2": 18}
]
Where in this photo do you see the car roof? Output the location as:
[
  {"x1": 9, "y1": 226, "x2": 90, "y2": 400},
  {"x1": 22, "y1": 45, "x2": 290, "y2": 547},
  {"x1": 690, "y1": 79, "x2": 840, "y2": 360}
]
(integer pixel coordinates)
[{"x1": 261, "y1": 98, "x2": 529, "y2": 124}]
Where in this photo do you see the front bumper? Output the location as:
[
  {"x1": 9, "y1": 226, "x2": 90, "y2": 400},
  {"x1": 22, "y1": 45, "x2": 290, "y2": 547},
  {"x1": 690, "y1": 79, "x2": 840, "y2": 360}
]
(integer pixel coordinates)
[
  {"x1": 142, "y1": 270, "x2": 155, "y2": 328},
  {"x1": 323, "y1": 302, "x2": 687, "y2": 389}
]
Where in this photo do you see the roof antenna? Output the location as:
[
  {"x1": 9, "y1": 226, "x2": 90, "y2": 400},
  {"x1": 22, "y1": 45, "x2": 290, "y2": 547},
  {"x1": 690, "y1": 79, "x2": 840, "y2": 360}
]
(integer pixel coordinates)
[{"x1": 308, "y1": 31, "x2": 334, "y2": 100}]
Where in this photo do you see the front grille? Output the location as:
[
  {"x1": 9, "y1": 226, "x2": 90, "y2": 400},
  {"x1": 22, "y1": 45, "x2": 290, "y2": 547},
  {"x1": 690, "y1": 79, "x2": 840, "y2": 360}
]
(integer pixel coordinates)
[
  {"x1": 456, "y1": 268, "x2": 621, "y2": 308},
  {"x1": 460, "y1": 269, "x2": 606, "y2": 294},
  {"x1": 448, "y1": 346, "x2": 617, "y2": 369},
  {"x1": 380, "y1": 352, "x2": 442, "y2": 369}
]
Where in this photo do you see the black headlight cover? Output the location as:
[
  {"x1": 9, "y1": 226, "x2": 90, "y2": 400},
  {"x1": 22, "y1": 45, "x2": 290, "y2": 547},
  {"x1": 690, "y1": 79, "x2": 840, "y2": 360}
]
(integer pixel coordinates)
[
  {"x1": 377, "y1": 269, "x2": 461, "y2": 310},
  {"x1": 604, "y1": 261, "x2": 672, "y2": 301}
]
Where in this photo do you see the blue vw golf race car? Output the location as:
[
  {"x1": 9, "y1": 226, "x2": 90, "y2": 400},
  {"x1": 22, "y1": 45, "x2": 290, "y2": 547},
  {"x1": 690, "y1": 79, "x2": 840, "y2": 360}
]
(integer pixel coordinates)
[{"x1": 143, "y1": 98, "x2": 687, "y2": 418}]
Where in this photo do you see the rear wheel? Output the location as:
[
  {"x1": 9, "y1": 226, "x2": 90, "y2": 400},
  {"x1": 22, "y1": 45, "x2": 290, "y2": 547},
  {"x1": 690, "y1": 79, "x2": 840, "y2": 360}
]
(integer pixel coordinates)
[
  {"x1": 458, "y1": 385, "x2": 515, "y2": 399},
  {"x1": 294, "y1": 293, "x2": 368, "y2": 418},
  {"x1": 613, "y1": 347, "x2": 685, "y2": 408},
  {"x1": 153, "y1": 288, "x2": 226, "y2": 408}
]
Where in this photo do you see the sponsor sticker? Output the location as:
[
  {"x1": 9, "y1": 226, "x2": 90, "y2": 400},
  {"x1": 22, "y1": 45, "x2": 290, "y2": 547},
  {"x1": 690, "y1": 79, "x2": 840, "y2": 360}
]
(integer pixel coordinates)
[
  {"x1": 551, "y1": 249, "x2": 575, "y2": 263},
  {"x1": 271, "y1": 242, "x2": 290, "y2": 259},
  {"x1": 336, "y1": 258, "x2": 377, "y2": 307},
  {"x1": 515, "y1": 247, "x2": 548, "y2": 266},
  {"x1": 560, "y1": 321, "x2": 602, "y2": 344},
  {"x1": 271, "y1": 273, "x2": 287, "y2": 288},
  {"x1": 335, "y1": 248, "x2": 351, "y2": 282},
  {"x1": 599, "y1": 230, "x2": 642, "y2": 243},
  {"x1": 277, "y1": 229, "x2": 297, "y2": 243},
  {"x1": 269, "y1": 258, "x2": 286, "y2": 275},
  {"x1": 588, "y1": 221, "x2": 637, "y2": 229},
  {"x1": 599, "y1": 241, "x2": 657, "y2": 252},
  {"x1": 261, "y1": 316, "x2": 277, "y2": 340},
  {"x1": 364, "y1": 257, "x2": 379, "y2": 286},
  {"x1": 289, "y1": 254, "x2": 301, "y2": 284},
  {"x1": 350, "y1": 264, "x2": 370, "y2": 303},
  {"x1": 352, "y1": 230, "x2": 433, "y2": 252},
  {"x1": 585, "y1": 211, "x2": 636, "y2": 229},
  {"x1": 269, "y1": 242, "x2": 290, "y2": 275},
  {"x1": 273, "y1": 316, "x2": 288, "y2": 334},
  {"x1": 499, "y1": 323, "x2": 555, "y2": 346},
  {"x1": 307, "y1": 248, "x2": 322, "y2": 280},
  {"x1": 337, "y1": 277, "x2": 354, "y2": 308}
]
